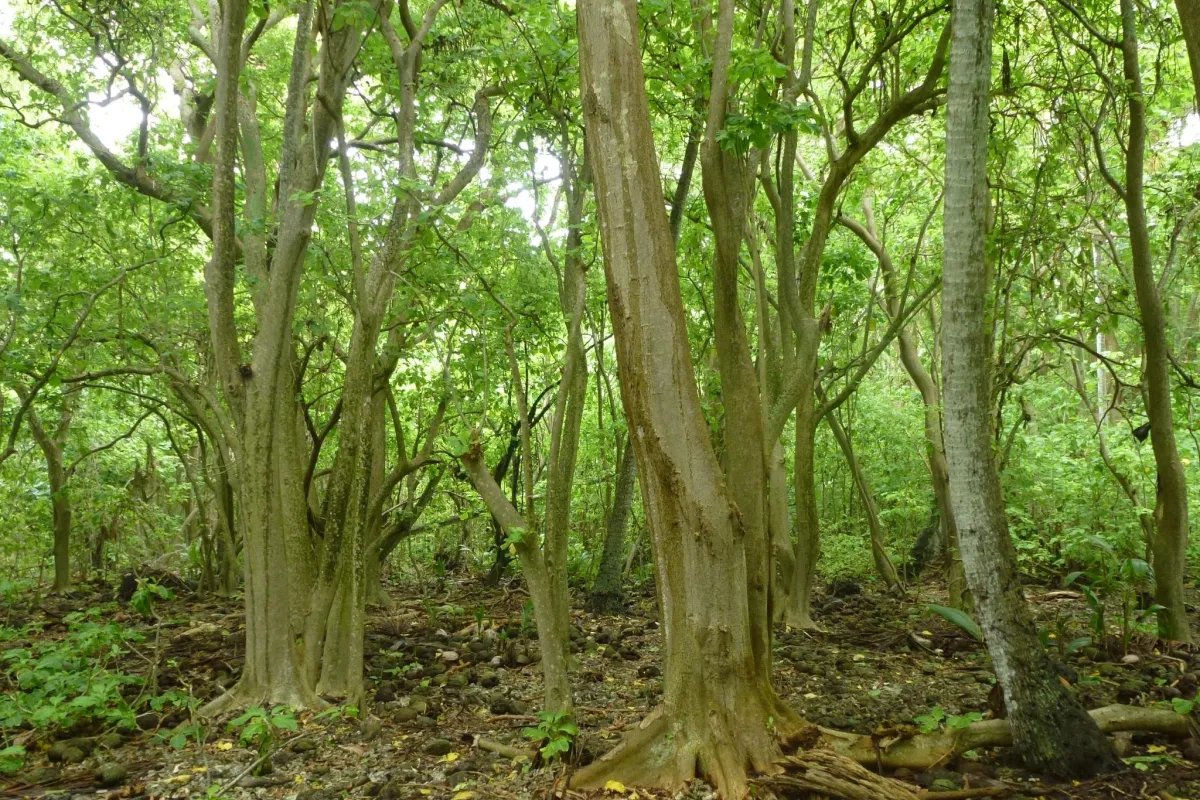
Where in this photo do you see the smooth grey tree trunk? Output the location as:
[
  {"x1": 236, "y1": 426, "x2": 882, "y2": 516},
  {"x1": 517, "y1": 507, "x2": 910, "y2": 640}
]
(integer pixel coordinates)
[{"x1": 941, "y1": 0, "x2": 1117, "y2": 777}]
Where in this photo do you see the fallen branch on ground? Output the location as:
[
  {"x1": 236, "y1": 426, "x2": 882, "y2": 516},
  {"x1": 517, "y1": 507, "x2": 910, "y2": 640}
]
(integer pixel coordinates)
[{"x1": 822, "y1": 703, "x2": 1192, "y2": 769}]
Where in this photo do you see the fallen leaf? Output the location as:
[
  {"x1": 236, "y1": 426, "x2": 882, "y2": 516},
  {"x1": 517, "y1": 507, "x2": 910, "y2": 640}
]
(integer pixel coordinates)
[
  {"x1": 440, "y1": 752, "x2": 460, "y2": 763},
  {"x1": 603, "y1": 779, "x2": 627, "y2": 793},
  {"x1": 216, "y1": 741, "x2": 234, "y2": 751},
  {"x1": 452, "y1": 793, "x2": 476, "y2": 800}
]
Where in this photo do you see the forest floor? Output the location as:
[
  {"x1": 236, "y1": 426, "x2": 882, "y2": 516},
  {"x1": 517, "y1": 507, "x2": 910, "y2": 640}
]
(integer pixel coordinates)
[{"x1": 5, "y1": 573, "x2": 1200, "y2": 800}]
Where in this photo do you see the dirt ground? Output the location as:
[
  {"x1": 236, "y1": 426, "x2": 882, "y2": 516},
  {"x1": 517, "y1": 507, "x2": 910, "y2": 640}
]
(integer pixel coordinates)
[{"x1": 5, "y1": 574, "x2": 1200, "y2": 800}]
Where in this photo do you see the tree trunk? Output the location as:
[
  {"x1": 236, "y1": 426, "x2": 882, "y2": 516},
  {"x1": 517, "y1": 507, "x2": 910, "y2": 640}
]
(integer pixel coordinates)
[
  {"x1": 575, "y1": 2, "x2": 803, "y2": 793},
  {"x1": 787, "y1": 409, "x2": 820, "y2": 629},
  {"x1": 699, "y1": 0, "x2": 772, "y2": 669},
  {"x1": 590, "y1": 437, "x2": 636, "y2": 613},
  {"x1": 826, "y1": 411, "x2": 901, "y2": 591},
  {"x1": 27, "y1": 403, "x2": 73, "y2": 593},
  {"x1": 1119, "y1": 0, "x2": 1193, "y2": 643},
  {"x1": 1175, "y1": 0, "x2": 1200, "y2": 107},
  {"x1": 941, "y1": 0, "x2": 1118, "y2": 777},
  {"x1": 840, "y1": 200, "x2": 968, "y2": 607}
]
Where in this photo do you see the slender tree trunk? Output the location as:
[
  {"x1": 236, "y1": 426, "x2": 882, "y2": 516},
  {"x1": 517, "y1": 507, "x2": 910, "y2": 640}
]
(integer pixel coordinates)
[
  {"x1": 1175, "y1": 0, "x2": 1200, "y2": 107},
  {"x1": 700, "y1": 0, "x2": 772, "y2": 670},
  {"x1": 27, "y1": 403, "x2": 73, "y2": 593},
  {"x1": 941, "y1": 0, "x2": 1118, "y2": 777},
  {"x1": 826, "y1": 411, "x2": 901, "y2": 591},
  {"x1": 840, "y1": 200, "x2": 969, "y2": 606},
  {"x1": 1119, "y1": 0, "x2": 1193, "y2": 643},
  {"x1": 590, "y1": 438, "x2": 636, "y2": 612},
  {"x1": 788, "y1": 408, "x2": 820, "y2": 628},
  {"x1": 574, "y1": 2, "x2": 804, "y2": 792}
]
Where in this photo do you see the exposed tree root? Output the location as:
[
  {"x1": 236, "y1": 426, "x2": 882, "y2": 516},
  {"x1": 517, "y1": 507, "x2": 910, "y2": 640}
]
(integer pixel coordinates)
[
  {"x1": 822, "y1": 704, "x2": 1193, "y2": 769},
  {"x1": 199, "y1": 678, "x2": 324, "y2": 717},
  {"x1": 570, "y1": 701, "x2": 806, "y2": 798},
  {"x1": 755, "y1": 749, "x2": 920, "y2": 799}
]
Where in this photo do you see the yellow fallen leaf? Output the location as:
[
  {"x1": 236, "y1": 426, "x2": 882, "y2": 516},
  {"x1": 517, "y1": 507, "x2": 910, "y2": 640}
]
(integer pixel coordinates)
[
  {"x1": 440, "y1": 751, "x2": 460, "y2": 763},
  {"x1": 803, "y1": 692, "x2": 818, "y2": 699},
  {"x1": 170, "y1": 774, "x2": 192, "y2": 784},
  {"x1": 452, "y1": 793, "x2": 476, "y2": 800},
  {"x1": 603, "y1": 779, "x2": 627, "y2": 793},
  {"x1": 216, "y1": 741, "x2": 234, "y2": 751},
  {"x1": 420, "y1": 791, "x2": 432, "y2": 796},
  {"x1": 294, "y1": 775, "x2": 305, "y2": 784},
  {"x1": 1147, "y1": 744, "x2": 1167, "y2": 753},
  {"x1": 191, "y1": 766, "x2": 207, "y2": 773}
]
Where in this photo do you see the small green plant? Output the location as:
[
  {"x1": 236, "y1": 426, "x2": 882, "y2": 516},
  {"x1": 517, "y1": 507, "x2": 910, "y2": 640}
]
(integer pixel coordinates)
[
  {"x1": 0, "y1": 611, "x2": 144, "y2": 732},
  {"x1": 520, "y1": 600, "x2": 535, "y2": 635},
  {"x1": 130, "y1": 579, "x2": 174, "y2": 618},
  {"x1": 0, "y1": 745, "x2": 25, "y2": 774},
  {"x1": 227, "y1": 706, "x2": 298, "y2": 774},
  {"x1": 314, "y1": 704, "x2": 360, "y2": 722},
  {"x1": 1064, "y1": 536, "x2": 1158, "y2": 652},
  {"x1": 522, "y1": 710, "x2": 578, "y2": 762}
]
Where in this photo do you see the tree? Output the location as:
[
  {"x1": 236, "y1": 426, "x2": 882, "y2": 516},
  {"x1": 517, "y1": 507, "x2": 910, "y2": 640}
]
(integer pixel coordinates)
[
  {"x1": 574, "y1": 0, "x2": 804, "y2": 791},
  {"x1": 940, "y1": 0, "x2": 1118, "y2": 776}
]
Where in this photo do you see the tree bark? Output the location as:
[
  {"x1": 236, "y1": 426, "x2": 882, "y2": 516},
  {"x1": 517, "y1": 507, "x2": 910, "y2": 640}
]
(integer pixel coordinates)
[
  {"x1": 28, "y1": 403, "x2": 73, "y2": 593},
  {"x1": 575, "y1": 2, "x2": 803, "y2": 793},
  {"x1": 1175, "y1": 0, "x2": 1200, "y2": 108},
  {"x1": 589, "y1": 438, "x2": 636, "y2": 613},
  {"x1": 941, "y1": 0, "x2": 1118, "y2": 777},
  {"x1": 1119, "y1": 0, "x2": 1193, "y2": 643}
]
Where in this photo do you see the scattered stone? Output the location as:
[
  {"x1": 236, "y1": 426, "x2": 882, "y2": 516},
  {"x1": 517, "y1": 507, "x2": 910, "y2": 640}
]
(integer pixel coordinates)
[
  {"x1": 360, "y1": 718, "x2": 384, "y2": 741},
  {"x1": 637, "y1": 664, "x2": 661, "y2": 679},
  {"x1": 374, "y1": 685, "x2": 396, "y2": 703},
  {"x1": 1182, "y1": 738, "x2": 1200, "y2": 762},
  {"x1": 135, "y1": 711, "x2": 161, "y2": 730},
  {"x1": 94, "y1": 762, "x2": 127, "y2": 787},
  {"x1": 479, "y1": 671, "x2": 500, "y2": 688},
  {"x1": 1112, "y1": 732, "x2": 1134, "y2": 758},
  {"x1": 440, "y1": 650, "x2": 459, "y2": 662},
  {"x1": 291, "y1": 738, "x2": 319, "y2": 753},
  {"x1": 1121, "y1": 654, "x2": 1141, "y2": 665},
  {"x1": 490, "y1": 696, "x2": 526, "y2": 715},
  {"x1": 25, "y1": 766, "x2": 60, "y2": 783},
  {"x1": 424, "y1": 738, "x2": 454, "y2": 756},
  {"x1": 394, "y1": 707, "x2": 419, "y2": 723},
  {"x1": 97, "y1": 733, "x2": 123, "y2": 749}
]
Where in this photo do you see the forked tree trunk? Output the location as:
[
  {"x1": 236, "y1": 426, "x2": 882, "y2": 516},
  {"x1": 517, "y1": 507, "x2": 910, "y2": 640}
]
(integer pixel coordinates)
[
  {"x1": 1118, "y1": 0, "x2": 1193, "y2": 643},
  {"x1": 575, "y1": 2, "x2": 803, "y2": 793},
  {"x1": 940, "y1": 0, "x2": 1118, "y2": 777}
]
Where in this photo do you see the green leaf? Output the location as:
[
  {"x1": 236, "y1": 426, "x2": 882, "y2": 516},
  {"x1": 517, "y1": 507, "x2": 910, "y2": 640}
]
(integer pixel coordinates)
[{"x1": 926, "y1": 604, "x2": 982, "y2": 642}]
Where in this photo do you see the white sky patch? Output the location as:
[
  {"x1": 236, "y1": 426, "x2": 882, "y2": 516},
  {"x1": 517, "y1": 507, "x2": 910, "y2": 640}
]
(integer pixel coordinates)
[
  {"x1": 1175, "y1": 112, "x2": 1200, "y2": 148},
  {"x1": 504, "y1": 149, "x2": 563, "y2": 235}
]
